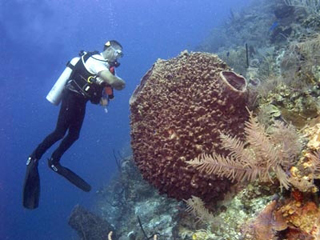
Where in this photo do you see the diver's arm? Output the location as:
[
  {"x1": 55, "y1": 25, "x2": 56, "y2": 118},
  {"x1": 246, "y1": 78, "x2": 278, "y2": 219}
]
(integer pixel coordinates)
[{"x1": 96, "y1": 70, "x2": 125, "y2": 90}]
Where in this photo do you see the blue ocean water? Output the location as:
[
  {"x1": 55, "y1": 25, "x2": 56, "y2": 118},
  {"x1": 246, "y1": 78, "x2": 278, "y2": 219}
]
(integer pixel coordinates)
[{"x1": 0, "y1": 0, "x2": 251, "y2": 239}]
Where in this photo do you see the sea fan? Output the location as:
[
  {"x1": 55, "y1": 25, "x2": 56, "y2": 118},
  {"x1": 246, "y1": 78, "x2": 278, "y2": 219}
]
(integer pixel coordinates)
[
  {"x1": 187, "y1": 111, "x2": 301, "y2": 189},
  {"x1": 242, "y1": 200, "x2": 287, "y2": 240}
]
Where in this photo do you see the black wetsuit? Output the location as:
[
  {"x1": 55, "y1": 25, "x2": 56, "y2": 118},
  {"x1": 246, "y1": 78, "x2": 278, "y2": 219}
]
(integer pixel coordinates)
[
  {"x1": 30, "y1": 90, "x2": 88, "y2": 163},
  {"x1": 30, "y1": 51, "x2": 106, "y2": 163}
]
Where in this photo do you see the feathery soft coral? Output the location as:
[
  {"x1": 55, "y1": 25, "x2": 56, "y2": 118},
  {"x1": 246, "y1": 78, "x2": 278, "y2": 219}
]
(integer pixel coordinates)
[{"x1": 187, "y1": 111, "x2": 301, "y2": 189}]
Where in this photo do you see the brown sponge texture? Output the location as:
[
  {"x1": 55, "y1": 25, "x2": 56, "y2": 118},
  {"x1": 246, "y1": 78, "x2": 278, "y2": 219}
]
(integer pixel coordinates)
[{"x1": 130, "y1": 51, "x2": 249, "y2": 202}]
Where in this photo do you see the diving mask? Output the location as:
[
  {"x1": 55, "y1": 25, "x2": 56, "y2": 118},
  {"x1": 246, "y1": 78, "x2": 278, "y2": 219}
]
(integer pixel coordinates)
[
  {"x1": 103, "y1": 40, "x2": 123, "y2": 62},
  {"x1": 110, "y1": 46, "x2": 123, "y2": 59}
]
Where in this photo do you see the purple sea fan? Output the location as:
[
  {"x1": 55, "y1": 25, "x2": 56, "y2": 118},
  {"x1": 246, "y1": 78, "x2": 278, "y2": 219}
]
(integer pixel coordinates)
[{"x1": 242, "y1": 200, "x2": 287, "y2": 240}]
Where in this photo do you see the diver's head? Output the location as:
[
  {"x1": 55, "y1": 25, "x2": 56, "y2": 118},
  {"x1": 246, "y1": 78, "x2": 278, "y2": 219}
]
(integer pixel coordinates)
[{"x1": 102, "y1": 40, "x2": 123, "y2": 63}]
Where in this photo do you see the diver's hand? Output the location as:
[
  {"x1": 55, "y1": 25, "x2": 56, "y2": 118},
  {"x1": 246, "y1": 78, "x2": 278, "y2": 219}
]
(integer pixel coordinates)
[{"x1": 112, "y1": 77, "x2": 125, "y2": 90}]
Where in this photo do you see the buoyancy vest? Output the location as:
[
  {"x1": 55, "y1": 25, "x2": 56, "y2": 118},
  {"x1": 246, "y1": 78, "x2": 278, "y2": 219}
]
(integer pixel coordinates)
[{"x1": 67, "y1": 51, "x2": 114, "y2": 104}]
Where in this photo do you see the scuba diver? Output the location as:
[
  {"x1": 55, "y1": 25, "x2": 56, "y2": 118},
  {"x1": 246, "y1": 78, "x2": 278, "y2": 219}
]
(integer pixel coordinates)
[{"x1": 23, "y1": 40, "x2": 126, "y2": 209}]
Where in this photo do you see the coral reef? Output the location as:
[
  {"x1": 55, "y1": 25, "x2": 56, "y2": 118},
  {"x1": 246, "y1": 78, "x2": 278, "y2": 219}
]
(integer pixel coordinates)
[
  {"x1": 287, "y1": 122, "x2": 320, "y2": 193},
  {"x1": 178, "y1": 0, "x2": 320, "y2": 238},
  {"x1": 95, "y1": 156, "x2": 181, "y2": 239},
  {"x1": 180, "y1": 182, "x2": 278, "y2": 240},
  {"x1": 192, "y1": 1, "x2": 320, "y2": 239},
  {"x1": 67, "y1": 1, "x2": 320, "y2": 239},
  {"x1": 130, "y1": 51, "x2": 249, "y2": 203},
  {"x1": 242, "y1": 193, "x2": 320, "y2": 240},
  {"x1": 68, "y1": 205, "x2": 116, "y2": 240}
]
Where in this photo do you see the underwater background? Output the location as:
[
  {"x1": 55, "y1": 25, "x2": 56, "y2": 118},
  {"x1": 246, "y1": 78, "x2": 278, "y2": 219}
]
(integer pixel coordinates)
[
  {"x1": 0, "y1": 0, "x2": 251, "y2": 239},
  {"x1": 5, "y1": 0, "x2": 320, "y2": 239}
]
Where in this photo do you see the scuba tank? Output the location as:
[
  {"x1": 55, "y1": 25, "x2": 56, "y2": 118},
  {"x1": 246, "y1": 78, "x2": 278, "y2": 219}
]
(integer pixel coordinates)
[{"x1": 46, "y1": 57, "x2": 80, "y2": 105}]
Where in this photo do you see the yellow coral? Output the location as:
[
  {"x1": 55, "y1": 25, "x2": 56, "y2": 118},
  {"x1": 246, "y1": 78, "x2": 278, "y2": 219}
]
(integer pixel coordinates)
[
  {"x1": 192, "y1": 229, "x2": 216, "y2": 240},
  {"x1": 306, "y1": 123, "x2": 320, "y2": 150},
  {"x1": 278, "y1": 201, "x2": 320, "y2": 235}
]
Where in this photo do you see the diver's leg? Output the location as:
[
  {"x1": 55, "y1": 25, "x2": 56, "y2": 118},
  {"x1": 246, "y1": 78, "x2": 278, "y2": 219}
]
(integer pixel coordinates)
[
  {"x1": 23, "y1": 91, "x2": 71, "y2": 209},
  {"x1": 50, "y1": 95, "x2": 87, "y2": 162},
  {"x1": 29, "y1": 91, "x2": 72, "y2": 160},
  {"x1": 48, "y1": 95, "x2": 91, "y2": 192}
]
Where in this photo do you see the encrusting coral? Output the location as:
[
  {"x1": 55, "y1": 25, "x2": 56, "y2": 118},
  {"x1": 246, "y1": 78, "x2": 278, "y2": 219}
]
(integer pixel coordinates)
[
  {"x1": 287, "y1": 121, "x2": 320, "y2": 193},
  {"x1": 130, "y1": 51, "x2": 249, "y2": 203}
]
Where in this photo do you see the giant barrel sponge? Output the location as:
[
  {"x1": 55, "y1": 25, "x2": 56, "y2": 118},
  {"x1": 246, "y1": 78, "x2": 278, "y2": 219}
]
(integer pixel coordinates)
[{"x1": 130, "y1": 51, "x2": 249, "y2": 203}]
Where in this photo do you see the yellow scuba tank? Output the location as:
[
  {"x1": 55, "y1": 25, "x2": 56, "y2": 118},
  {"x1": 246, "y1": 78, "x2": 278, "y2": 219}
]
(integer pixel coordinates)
[{"x1": 46, "y1": 57, "x2": 80, "y2": 105}]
